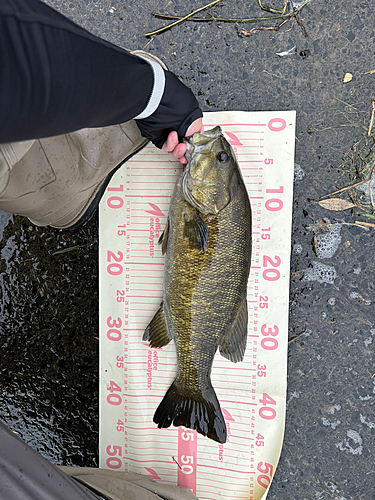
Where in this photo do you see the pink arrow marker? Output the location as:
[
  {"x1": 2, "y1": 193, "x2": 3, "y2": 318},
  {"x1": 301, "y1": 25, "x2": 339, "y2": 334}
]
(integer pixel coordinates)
[
  {"x1": 222, "y1": 408, "x2": 235, "y2": 422},
  {"x1": 225, "y1": 131, "x2": 243, "y2": 146},
  {"x1": 145, "y1": 203, "x2": 165, "y2": 218},
  {"x1": 144, "y1": 467, "x2": 161, "y2": 481}
]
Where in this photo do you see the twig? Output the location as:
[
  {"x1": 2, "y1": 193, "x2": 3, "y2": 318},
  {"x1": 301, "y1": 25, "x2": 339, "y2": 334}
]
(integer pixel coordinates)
[
  {"x1": 144, "y1": 0, "x2": 223, "y2": 36},
  {"x1": 364, "y1": 159, "x2": 375, "y2": 209},
  {"x1": 355, "y1": 221, "x2": 375, "y2": 228},
  {"x1": 257, "y1": 0, "x2": 288, "y2": 15},
  {"x1": 307, "y1": 222, "x2": 370, "y2": 230},
  {"x1": 335, "y1": 222, "x2": 370, "y2": 229},
  {"x1": 367, "y1": 98, "x2": 375, "y2": 136},
  {"x1": 320, "y1": 178, "x2": 370, "y2": 199},
  {"x1": 334, "y1": 98, "x2": 365, "y2": 112},
  {"x1": 236, "y1": 14, "x2": 292, "y2": 36},
  {"x1": 153, "y1": 13, "x2": 288, "y2": 22},
  {"x1": 284, "y1": 19, "x2": 296, "y2": 33},
  {"x1": 306, "y1": 123, "x2": 366, "y2": 134},
  {"x1": 293, "y1": 8, "x2": 308, "y2": 37},
  {"x1": 368, "y1": 160, "x2": 375, "y2": 209},
  {"x1": 172, "y1": 456, "x2": 182, "y2": 470},
  {"x1": 149, "y1": 0, "x2": 314, "y2": 29},
  {"x1": 288, "y1": 331, "x2": 306, "y2": 344},
  {"x1": 320, "y1": 151, "x2": 375, "y2": 203},
  {"x1": 142, "y1": 37, "x2": 154, "y2": 50},
  {"x1": 52, "y1": 239, "x2": 98, "y2": 255}
]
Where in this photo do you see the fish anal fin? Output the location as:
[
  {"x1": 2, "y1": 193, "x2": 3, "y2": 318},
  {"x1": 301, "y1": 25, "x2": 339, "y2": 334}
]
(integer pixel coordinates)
[
  {"x1": 219, "y1": 298, "x2": 248, "y2": 363},
  {"x1": 183, "y1": 210, "x2": 209, "y2": 253},
  {"x1": 153, "y1": 380, "x2": 227, "y2": 444},
  {"x1": 143, "y1": 304, "x2": 171, "y2": 348},
  {"x1": 158, "y1": 218, "x2": 169, "y2": 255}
]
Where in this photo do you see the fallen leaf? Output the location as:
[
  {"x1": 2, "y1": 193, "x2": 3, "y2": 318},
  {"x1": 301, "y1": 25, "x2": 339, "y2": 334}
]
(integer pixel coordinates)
[
  {"x1": 318, "y1": 198, "x2": 355, "y2": 211},
  {"x1": 312, "y1": 235, "x2": 317, "y2": 252},
  {"x1": 343, "y1": 72, "x2": 353, "y2": 83},
  {"x1": 364, "y1": 69, "x2": 375, "y2": 75}
]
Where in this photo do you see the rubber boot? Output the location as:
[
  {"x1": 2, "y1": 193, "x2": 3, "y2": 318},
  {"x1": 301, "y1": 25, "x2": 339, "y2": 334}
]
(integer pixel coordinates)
[
  {"x1": 0, "y1": 420, "x2": 197, "y2": 500},
  {"x1": 0, "y1": 51, "x2": 167, "y2": 229}
]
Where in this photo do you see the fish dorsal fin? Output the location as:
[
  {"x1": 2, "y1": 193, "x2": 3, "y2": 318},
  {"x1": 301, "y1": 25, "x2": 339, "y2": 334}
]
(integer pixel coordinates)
[
  {"x1": 143, "y1": 304, "x2": 171, "y2": 348},
  {"x1": 219, "y1": 298, "x2": 248, "y2": 363},
  {"x1": 183, "y1": 210, "x2": 209, "y2": 253},
  {"x1": 158, "y1": 218, "x2": 169, "y2": 255}
]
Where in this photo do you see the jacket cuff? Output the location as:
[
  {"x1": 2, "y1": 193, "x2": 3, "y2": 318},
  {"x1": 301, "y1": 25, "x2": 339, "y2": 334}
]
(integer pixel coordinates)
[
  {"x1": 135, "y1": 71, "x2": 203, "y2": 149},
  {"x1": 133, "y1": 55, "x2": 166, "y2": 120}
]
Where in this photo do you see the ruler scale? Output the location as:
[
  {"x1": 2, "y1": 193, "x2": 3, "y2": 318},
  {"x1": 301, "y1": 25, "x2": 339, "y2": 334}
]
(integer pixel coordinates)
[{"x1": 99, "y1": 111, "x2": 295, "y2": 499}]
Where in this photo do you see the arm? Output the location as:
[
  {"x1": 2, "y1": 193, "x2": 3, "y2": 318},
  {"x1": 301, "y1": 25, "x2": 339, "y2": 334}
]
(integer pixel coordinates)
[{"x1": 0, "y1": 0, "x2": 202, "y2": 156}]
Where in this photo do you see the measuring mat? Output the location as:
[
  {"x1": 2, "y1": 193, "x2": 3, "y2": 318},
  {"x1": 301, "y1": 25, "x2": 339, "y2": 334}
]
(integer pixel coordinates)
[{"x1": 99, "y1": 111, "x2": 296, "y2": 499}]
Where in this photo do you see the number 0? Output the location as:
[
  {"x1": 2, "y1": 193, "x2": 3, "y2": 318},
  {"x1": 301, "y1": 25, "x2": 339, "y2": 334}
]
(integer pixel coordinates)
[
  {"x1": 257, "y1": 474, "x2": 271, "y2": 489},
  {"x1": 106, "y1": 457, "x2": 122, "y2": 469},
  {"x1": 265, "y1": 199, "x2": 283, "y2": 212},
  {"x1": 107, "y1": 196, "x2": 124, "y2": 209},
  {"x1": 268, "y1": 118, "x2": 286, "y2": 132}
]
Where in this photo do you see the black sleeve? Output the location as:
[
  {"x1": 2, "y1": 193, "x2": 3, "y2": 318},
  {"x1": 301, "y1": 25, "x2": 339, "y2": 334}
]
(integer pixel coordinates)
[{"x1": 0, "y1": 0, "x2": 202, "y2": 148}]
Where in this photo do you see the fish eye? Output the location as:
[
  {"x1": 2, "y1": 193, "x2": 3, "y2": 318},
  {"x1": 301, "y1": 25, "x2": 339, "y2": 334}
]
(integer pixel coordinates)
[{"x1": 217, "y1": 151, "x2": 228, "y2": 162}]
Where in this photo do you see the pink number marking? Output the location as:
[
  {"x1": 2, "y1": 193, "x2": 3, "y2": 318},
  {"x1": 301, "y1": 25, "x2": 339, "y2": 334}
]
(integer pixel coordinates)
[{"x1": 177, "y1": 427, "x2": 197, "y2": 494}]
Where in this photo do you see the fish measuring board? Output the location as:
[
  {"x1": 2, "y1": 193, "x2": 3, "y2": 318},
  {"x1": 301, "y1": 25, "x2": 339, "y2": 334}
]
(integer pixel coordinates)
[{"x1": 99, "y1": 111, "x2": 296, "y2": 499}]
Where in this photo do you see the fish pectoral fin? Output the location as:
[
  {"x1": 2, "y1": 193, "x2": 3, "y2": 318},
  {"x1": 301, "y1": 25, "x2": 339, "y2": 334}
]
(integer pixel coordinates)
[
  {"x1": 143, "y1": 304, "x2": 171, "y2": 348},
  {"x1": 183, "y1": 209, "x2": 209, "y2": 253},
  {"x1": 158, "y1": 218, "x2": 169, "y2": 255},
  {"x1": 219, "y1": 298, "x2": 248, "y2": 363}
]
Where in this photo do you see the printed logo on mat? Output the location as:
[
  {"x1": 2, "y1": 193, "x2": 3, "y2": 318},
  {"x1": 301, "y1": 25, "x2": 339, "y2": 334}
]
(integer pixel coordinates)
[{"x1": 145, "y1": 203, "x2": 165, "y2": 218}]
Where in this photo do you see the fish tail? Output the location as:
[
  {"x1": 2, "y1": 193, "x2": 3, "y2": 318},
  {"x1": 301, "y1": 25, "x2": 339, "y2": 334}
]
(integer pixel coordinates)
[{"x1": 153, "y1": 379, "x2": 227, "y2": 444}]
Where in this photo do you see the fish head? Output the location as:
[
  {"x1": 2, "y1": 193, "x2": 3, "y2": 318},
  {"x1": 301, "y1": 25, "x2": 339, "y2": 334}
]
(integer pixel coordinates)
[{"x1": 182, "y1": 126, "x2": 239, "y2": 215}]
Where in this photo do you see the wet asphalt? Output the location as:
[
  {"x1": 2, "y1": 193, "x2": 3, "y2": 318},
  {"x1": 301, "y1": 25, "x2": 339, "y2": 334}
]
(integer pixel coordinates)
[{"x1": 1, "y1": 0, "x2": 375, "y2": 498}]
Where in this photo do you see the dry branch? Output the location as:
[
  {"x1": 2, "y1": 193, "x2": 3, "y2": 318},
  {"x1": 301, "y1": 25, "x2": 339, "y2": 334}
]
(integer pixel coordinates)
[
  {"x1": 146, "y1": 0, "x2": 314, "y2": 35},
  {"x1": 144, "y1": 0, "x2": 223, "y2": 36}
]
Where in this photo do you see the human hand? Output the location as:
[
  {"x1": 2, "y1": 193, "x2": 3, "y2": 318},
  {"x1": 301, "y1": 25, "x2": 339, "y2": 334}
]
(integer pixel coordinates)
[{"x1": 162, "y1": 118, "x2": 203, "y2": 165}]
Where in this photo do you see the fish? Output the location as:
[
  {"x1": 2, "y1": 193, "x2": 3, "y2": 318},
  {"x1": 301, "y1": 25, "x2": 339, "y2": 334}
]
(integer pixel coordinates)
[{"x1": 143, "y1": 126, "x2": 252, "y2": 443}]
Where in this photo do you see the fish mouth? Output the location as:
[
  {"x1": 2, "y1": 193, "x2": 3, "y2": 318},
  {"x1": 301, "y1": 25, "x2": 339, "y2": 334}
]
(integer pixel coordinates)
[
  {"x1": 183, "y1": 126, "x2": 223, "y2": 163},
  {"x1": 183, "y1": 135, "x2": 195, "y2": 164}
]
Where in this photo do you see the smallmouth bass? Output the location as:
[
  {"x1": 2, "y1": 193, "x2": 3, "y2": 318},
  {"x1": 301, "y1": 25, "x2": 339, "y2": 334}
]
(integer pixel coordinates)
[{"x1": 143, "y1": 126, "x2": 252, "y2": 443}]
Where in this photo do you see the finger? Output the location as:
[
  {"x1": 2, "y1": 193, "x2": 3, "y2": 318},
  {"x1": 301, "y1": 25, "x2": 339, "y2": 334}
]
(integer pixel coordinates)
[
  {"x1": 172, "y1": 143, "x2": 187, "y2": 159},
  {"x1": 185, "y1": 118, "x2": 203, "y2": 137},
  {"x1": 162, "y1": 131, "x2": 179, "y2": 153}
]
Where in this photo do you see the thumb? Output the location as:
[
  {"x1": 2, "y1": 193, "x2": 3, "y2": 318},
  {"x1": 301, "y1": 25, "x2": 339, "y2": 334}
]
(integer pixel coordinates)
[{"x1": 185, "y1": 118, "x2": 203, "y2": 137}]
